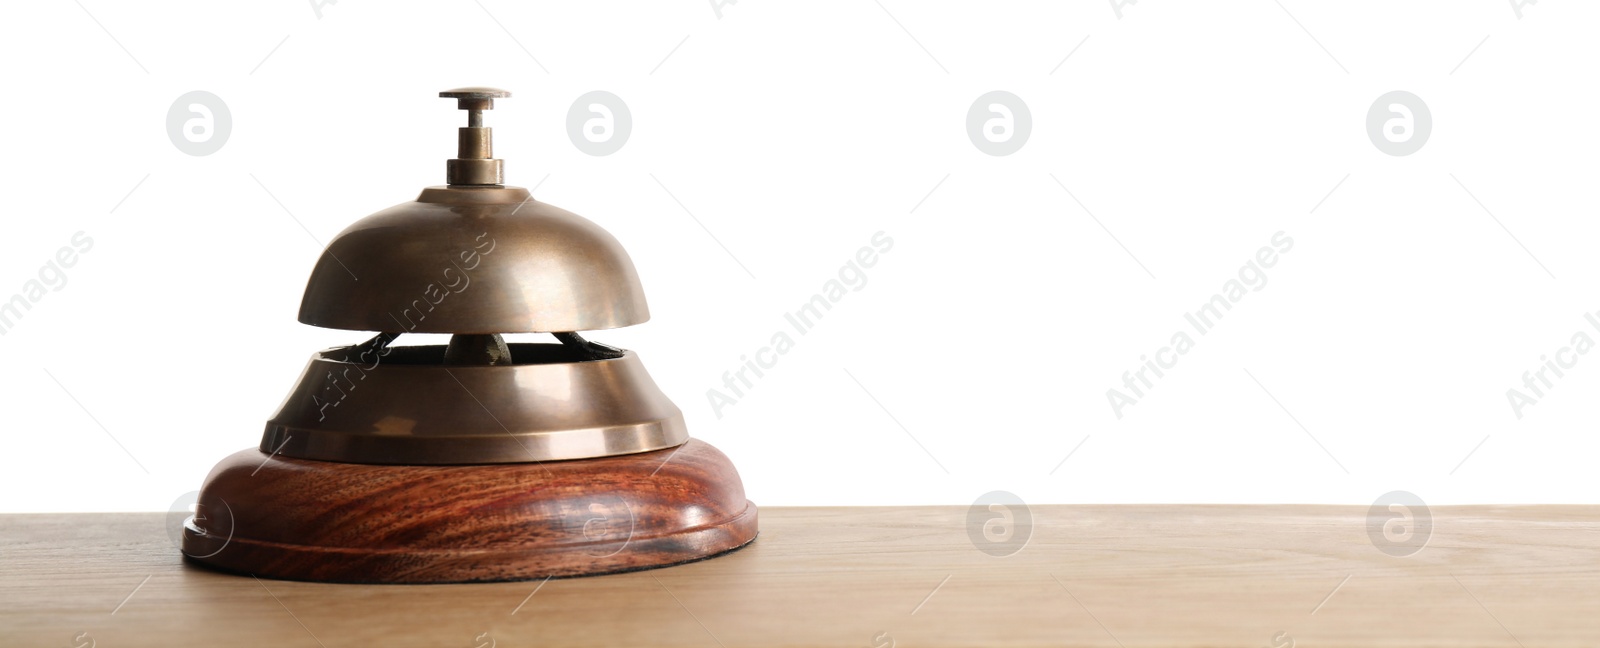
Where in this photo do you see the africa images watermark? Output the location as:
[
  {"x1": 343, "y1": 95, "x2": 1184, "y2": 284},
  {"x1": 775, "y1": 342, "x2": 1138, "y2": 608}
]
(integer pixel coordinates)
[
  {"x1": 1503, "y1": 310, "x2": 1600, "y2": 420},
  {"x1": 1107, "y1": 231, "x2": 1294, "y2": 418},
  {"x1": 0, "y1": 231, "x2": 95, "y2": 337},
  {"x1": 309, "y1": 229, "x2": 497, "y2": 420},
  {"x1": 706, "y1": 230, "x2": 895, "y2": 418}
]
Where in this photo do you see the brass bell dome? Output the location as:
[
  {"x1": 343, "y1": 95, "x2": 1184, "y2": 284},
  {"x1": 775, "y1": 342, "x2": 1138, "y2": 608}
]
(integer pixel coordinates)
[{"x1": 297, "y1": 88, "x2": 649, "y2": 334}]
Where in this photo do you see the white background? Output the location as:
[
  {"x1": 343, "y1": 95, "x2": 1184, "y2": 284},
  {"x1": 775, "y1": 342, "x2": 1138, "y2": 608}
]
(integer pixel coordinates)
[{"x1": 1, "y1": 1, "x2": 1596, "y2": 513}]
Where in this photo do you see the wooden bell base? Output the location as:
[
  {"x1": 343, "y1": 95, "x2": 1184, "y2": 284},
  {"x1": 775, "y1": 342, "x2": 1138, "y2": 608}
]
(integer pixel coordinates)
[{"x1": 181, "y1": 439, "x2": 757, "y2": 583}]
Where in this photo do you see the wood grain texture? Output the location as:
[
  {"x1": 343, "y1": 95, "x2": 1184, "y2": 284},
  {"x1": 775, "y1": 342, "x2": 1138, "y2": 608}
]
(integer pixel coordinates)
[
  {"x1": 4, "y1": 505, "x2": 1600, "y2": 647},
  {"x1": 182, "y1": 439, "x2": 757, "y2": 583}
]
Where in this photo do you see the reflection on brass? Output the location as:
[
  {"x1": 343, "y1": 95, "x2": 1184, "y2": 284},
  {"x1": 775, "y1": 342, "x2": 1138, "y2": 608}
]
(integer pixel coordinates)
[
  {"x1": 263, "y1": 343, "x2": 687, "y2": 465},
  {"x1": 296, "y1": 186, "x2": 651, "y2": 334}
]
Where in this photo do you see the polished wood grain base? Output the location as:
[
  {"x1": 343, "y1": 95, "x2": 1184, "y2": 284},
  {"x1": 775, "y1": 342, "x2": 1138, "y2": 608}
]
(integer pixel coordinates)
[{"x1": 181, "y1": 439, "x2": 757, "y2": 583}]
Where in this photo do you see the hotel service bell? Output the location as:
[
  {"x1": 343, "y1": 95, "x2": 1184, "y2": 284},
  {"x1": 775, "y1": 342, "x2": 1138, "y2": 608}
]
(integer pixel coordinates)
[{"x1": 181, "y1": 88, "x2": 758, "y2": 583}]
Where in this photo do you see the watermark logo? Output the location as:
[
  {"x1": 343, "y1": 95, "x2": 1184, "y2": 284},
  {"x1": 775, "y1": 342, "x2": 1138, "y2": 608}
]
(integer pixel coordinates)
[
  {"x1": 1366, "y1": 490, "x2": 1431, "y2": 557},
  {"x1": 967, "y1": 491, "x2": 1031, "y2": 557},
  {"x1": 310, "y1": 0, "x2": 338, "y2": 19},
  {"x1": 709, "y1": 0, "x2": 737, "y2": 18},
  {"x1": 566, "y1": 495, "x2": 635, "y2": 558},
  {"x1": 167, "y1": 490, "x2": 234, "y2": 558},
  {"x1": 567, "y1": 91, "x2": 631, "y2": 156},
  {"x1": 166, "y1": 91, "x2": 231, "y2": 156},
  {"x1": 967, "y1": 91, "x2": 1031, "y2": 156},
  {"x1": 1366, "y1": 91, "x2": 1430, "y2": 157}
]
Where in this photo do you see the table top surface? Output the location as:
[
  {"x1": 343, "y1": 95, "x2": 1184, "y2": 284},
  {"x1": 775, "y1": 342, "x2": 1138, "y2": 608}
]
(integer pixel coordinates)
[{"x1": 3, "y1": 505, "x2": 1598, "y2": 647}]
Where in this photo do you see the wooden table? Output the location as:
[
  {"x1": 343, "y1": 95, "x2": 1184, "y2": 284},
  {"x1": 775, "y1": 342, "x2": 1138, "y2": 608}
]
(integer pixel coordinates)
[{"x1": 3, "y1": 506, "x2": 1598, "y2": 647}]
